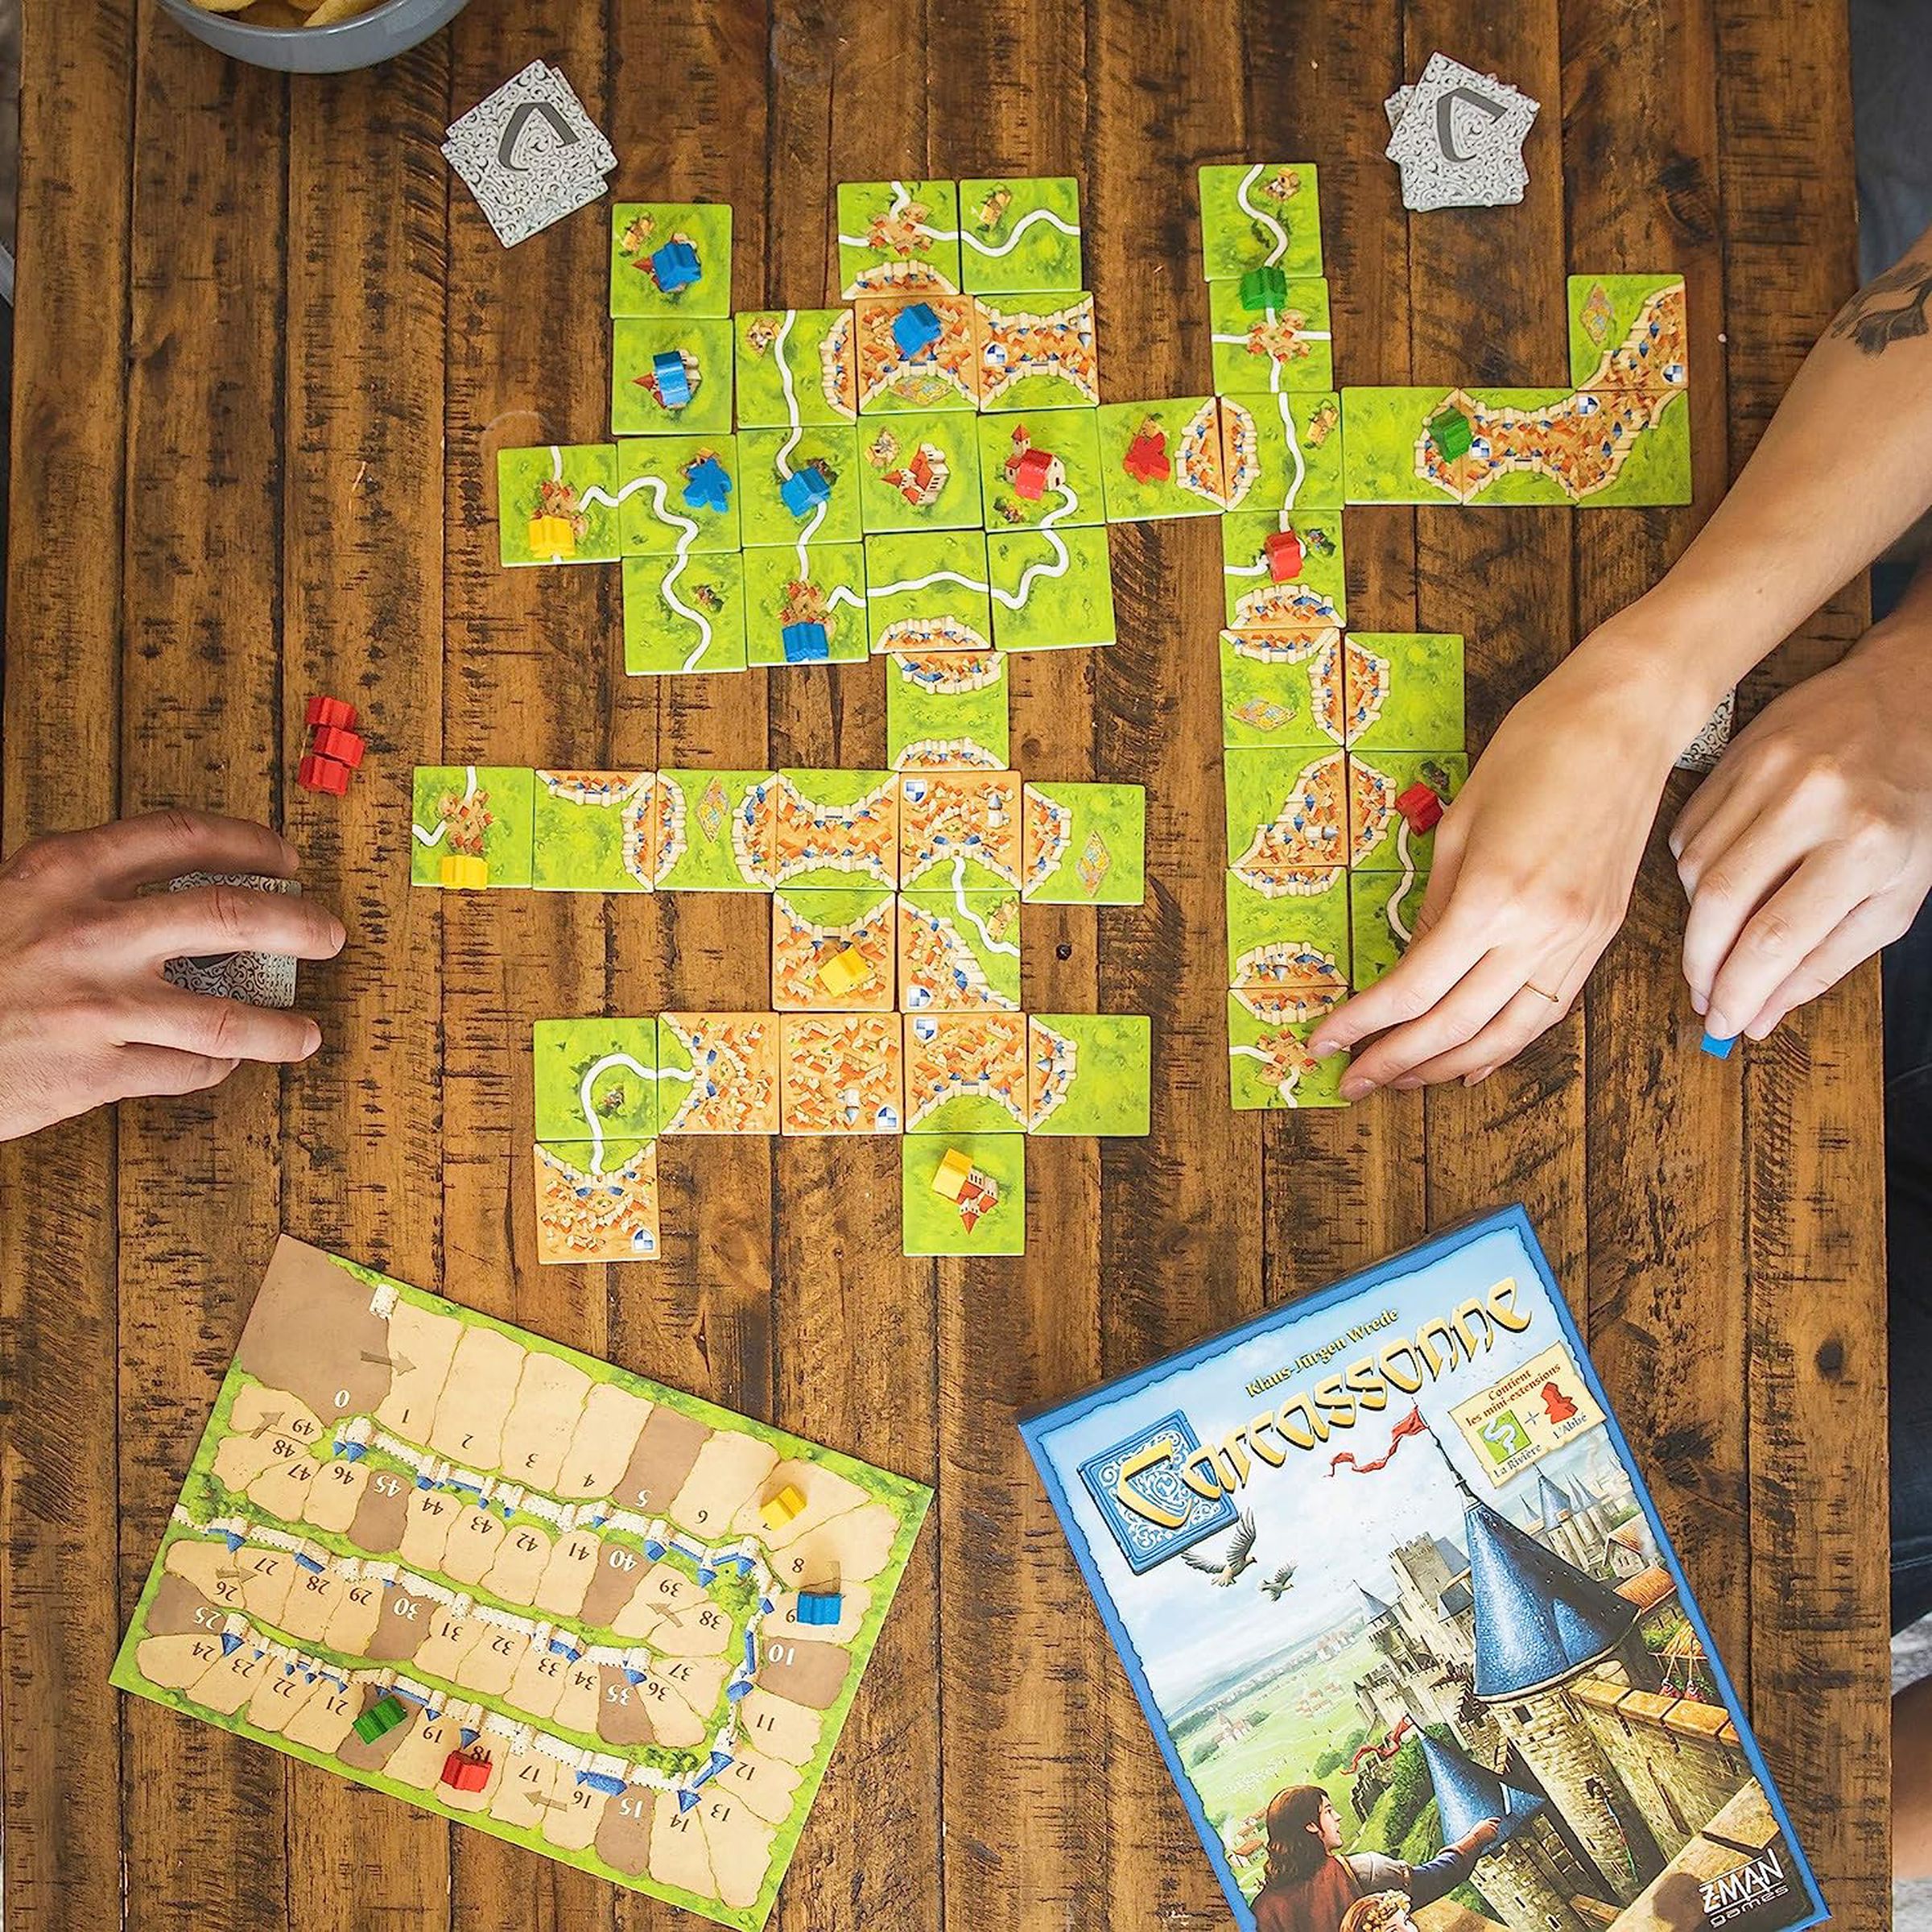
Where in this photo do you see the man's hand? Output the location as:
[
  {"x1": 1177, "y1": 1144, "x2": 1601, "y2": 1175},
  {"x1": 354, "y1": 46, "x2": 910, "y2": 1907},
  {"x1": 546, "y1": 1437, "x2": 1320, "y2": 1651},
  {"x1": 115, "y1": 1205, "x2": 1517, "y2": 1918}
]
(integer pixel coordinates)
[
  {"x1": 0, "y1": 811, "x2": 345, "y2": 1141},
  {"x1": 1673, "y1": 598, "x2": 1932, "y2": 1044},
  {"x1": 1307, "y1": 642, "x2": 1694, "y2": 1094}
]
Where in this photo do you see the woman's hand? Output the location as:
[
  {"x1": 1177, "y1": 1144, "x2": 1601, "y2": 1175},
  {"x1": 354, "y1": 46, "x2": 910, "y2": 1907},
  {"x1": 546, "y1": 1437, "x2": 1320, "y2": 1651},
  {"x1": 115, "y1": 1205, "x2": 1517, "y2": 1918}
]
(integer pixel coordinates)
[
  {"x1": 1672, "y1": 605, "x2": 1932, "y2": 1044},
  {"x1": 0, "y1": 811, "x2": 345, "y2": 1141},
  {"x1": 1308, "y1": 634, "x2": 1697, "y2": 1095}
]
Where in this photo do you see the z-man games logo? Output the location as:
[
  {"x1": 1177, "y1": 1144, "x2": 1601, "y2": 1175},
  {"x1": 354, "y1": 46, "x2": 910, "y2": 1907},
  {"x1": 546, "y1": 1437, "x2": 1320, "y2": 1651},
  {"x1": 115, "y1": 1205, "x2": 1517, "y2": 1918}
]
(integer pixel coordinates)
[{"x1": 1700, "y1": 1848, "x2": 1791, "y2": 1926}]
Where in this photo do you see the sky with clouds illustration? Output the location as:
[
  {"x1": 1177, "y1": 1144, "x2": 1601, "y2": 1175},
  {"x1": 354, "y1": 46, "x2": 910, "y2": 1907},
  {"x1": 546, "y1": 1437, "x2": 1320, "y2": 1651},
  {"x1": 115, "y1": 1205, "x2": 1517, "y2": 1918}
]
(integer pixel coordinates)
[{"x1": 1033, "y1": 1221, "x2": 1649, "y2": 1713}]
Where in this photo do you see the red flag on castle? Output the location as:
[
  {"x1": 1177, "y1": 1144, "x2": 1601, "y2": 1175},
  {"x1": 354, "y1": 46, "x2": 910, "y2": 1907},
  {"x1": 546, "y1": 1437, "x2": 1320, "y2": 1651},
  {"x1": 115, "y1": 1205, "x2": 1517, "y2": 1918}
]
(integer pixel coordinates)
[
  {"x1": 1327, "y1": 1403, "x2": 1427, "y2": 1477},
  {"x1": 1348, "y1": 1715, "x2": 1414, "y2": 1773}
]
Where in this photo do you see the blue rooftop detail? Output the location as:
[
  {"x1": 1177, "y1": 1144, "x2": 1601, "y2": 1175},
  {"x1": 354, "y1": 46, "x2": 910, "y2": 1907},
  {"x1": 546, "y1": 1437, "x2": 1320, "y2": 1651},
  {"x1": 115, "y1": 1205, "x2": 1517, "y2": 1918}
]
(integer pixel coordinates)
[
  {"x1": 1467, "y1": 1501, "x2": 1640, "y2": 1699},
  {"x1": 1420, "y1": 1731, "x2": 1546, "y2": 1845}
]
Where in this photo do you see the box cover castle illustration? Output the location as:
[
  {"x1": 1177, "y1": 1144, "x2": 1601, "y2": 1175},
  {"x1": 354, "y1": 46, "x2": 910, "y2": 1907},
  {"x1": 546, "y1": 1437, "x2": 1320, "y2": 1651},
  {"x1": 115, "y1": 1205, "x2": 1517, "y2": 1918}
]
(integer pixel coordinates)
[{"x1": 1021, "y1": 1208, "x2": 1826, "y2": 1932}]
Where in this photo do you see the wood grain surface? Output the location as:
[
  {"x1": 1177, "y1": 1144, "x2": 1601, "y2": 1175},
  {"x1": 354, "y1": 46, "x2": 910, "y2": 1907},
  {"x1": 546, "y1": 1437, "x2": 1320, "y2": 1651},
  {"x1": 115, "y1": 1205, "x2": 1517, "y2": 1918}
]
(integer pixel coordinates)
[{"x1": 0, "y1": 2, "x2": 1885, "y2": 1927}]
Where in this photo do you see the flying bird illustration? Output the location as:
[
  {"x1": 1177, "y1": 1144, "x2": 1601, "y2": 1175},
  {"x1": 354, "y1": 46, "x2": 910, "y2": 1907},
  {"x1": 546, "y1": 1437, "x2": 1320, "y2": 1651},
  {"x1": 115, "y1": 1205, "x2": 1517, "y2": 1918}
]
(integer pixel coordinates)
[
  {"x1": 1261, "y1": 1564, "x2": 1296, "y2": 1601},
  {"x1": 1183, "y1": 1511, "x2": 1257, "y2": 1587}
]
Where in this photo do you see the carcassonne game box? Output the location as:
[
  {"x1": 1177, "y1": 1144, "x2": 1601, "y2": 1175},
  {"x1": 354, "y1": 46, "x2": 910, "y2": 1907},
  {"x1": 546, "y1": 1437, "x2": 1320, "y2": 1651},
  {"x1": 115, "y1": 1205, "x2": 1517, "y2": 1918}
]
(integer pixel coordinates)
[{"x1": 1021, "y1": 1207, "x2": 1826, "y2": 1932}]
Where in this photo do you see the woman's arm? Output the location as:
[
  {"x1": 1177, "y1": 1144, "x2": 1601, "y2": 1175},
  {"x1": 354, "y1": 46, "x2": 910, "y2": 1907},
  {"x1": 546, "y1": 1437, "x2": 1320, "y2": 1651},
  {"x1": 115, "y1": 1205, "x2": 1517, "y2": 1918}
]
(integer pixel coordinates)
[{"x1": 1310, "y1": 225, "x2": 1932, "y2": 1092}]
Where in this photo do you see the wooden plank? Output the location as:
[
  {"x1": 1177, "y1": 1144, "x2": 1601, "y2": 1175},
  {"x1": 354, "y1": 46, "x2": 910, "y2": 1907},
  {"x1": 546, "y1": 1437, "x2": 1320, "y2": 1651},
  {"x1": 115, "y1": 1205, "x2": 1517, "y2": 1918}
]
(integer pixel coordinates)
[
  {"x1": 0, "y1": 5, "x2": 135, "y2": 1926},
  {"x1": 1560, "y1": 0, "x2": 1757, "y2": 1732},
  {"x1": 1402, "y1": 2, "x2": 1586, "y2": 1283},
  {"x1": 115, "y1": 14, "x2": 293, "y2": 1925},
  {"x1": 1714, "y1": 0, "x2": 1890, "y2": 1913},
  {"x1": 436, "y1": 11, "x2": 621, "y2": 1930},
  {"x1": 757, "y1": 5, "x2": 943, "y2": 1930},
  {"x1": 278, "y1": 33, "x2": 455, "y2": 1930},
  {"x1": 954, "y1": 5, "x2": 1261, "y2": 1924},
  {"x1": 1248, "y1": 2, "x2": 1429, "y2": 1287}
]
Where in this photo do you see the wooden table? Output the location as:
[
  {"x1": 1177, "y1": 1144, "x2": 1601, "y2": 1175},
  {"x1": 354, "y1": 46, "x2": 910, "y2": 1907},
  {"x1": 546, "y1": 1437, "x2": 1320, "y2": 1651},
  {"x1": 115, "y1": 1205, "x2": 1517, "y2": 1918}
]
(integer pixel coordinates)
[{"x1": 0, "y1": 2, "x2": 1889, "y2": 1926}]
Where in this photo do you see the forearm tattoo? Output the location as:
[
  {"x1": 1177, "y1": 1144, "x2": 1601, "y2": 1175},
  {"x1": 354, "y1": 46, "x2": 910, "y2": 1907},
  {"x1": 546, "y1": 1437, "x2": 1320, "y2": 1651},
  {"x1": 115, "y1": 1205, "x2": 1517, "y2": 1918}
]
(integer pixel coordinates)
[{"x1": 1829, "y1": 251, "x2": 1932, "y2": 356}]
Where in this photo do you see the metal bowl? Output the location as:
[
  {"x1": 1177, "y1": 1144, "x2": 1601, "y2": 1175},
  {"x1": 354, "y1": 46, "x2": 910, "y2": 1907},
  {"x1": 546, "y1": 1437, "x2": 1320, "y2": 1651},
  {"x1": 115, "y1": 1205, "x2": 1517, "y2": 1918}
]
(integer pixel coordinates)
[{"x1": 156, "y1": 0, "x2": 471, "y2": 74}]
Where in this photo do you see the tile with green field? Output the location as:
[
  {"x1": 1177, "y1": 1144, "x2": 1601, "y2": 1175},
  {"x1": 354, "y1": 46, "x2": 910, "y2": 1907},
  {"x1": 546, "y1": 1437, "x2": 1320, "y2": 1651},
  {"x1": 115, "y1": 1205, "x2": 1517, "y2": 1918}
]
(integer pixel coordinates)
[
  {"x1": 610, "y1": 316, "x2": 734, "y2": 436},
  {"x1": 1026, "y1": 1013, "x2": 1150, "y2": 1135},
  {"x1": 530, "y1": 770, "x2": 657, "y2": 892},
  {"x1": 972, "y1": 292, "x2": 1101, "y2": 412},
  {"x1": 615, "y1": 434, "x2": 740, "y2": 555},
  {"x1": 740, "y1": 541, "x2": 870, "y2": 667},
  {"x1": 496, "y1": 445, "x2": 620, "y2": 567},
  {"x1": 1458, "y1": 390, "x2": 1587, "y2": 506},
  {"x1": 1220, "y1": 390, "x2": 1344, "y2": 513},
  {"x1": 1224, "y1": 745, "x2": 1349, "y2": 875},
  {"x1": 652, "y1": 769, "x2": 777, "y2": 891},
  {"x1": 865, "y1": 530, "x2": 993, "y2": 654},
  {"x1": 856, "y1": 414, "x2": 985, "y2": 533},
  {"x1": 1021, "y1": 779, "x2": 1145, "y2": 904},
  {"x1": 1208, "y1": 277, "x2": 1333, "y2": 394},
  {"x1": 1348, "y1": 752, "x2": 1467, "y2": 873},
  {"x1": 733, "y1": 308, "x2": 857, "y2": 427},
  {"x1": 1351, "y1": 864, "x2": 1430, "y2": 990},
  {"x1": 988, "y1": 526, "x2": 1116, "y2": 652},
  {"x1": 885, "y1": 650, "x2": 1011, "y2": 771},
  {"x1": 409, "y1": 766, "x2": 533, "y2": 889},
  {"x1": 1567, "y1": 273, "x2": 1687, "y2": 390},
  {"x1": 609, "y1": 202, "x2": 733, "y2": 318},
  {"x1": 1096, "y1": 397, "x2": 1228, "y2": 521},
  {"x1": 837, "y1": 179, "x2": 963, "y2": 295},
  {"x1": 1228, "y1": 987, "x2": 1348, "y2": 1109},
  {"x1": 1226, "y1": 866, "x2": 1351, "y2": 991},
  {"x1": 1199, "y1": 163, "x2": 1323, "y2": 281},
  {"x1": 898, "y1": 886, "x2": 1022, "y2": 1012},
  {"x1": 976, "y1": 410, "x2": 1105, "y2": 528},
  {"x1": 957, "y1": 176, "x2": 1083, "y2": 295},
  {"x1": 900, "y1": 1131, "x2": 1025, "y2": 1256},
  {"x1": 1220, "y1": 627, "x2": 1348, "y2": 750},
  {"x1": 1571, "y1": 390, "x2": 1693, "y2": 508},
  {"x1": 1344, "y1": 633, "x2": 1466, "y2": 753},
  {"x1": 737, "y1": 424, "x2": 862, "y2": 547},
  {"x1": 1340, "y1": 388, "x2": 1466, "y2": 504},
  {"x1": 621, "y1": 550, "x2": 748, "y2": 676},
  {"x1": 533, "y1": 1017, "x2": 659, "y2": 1141},
  {"x1": 1221, "y1": 510, "x2": 1345, "y2": 627}
]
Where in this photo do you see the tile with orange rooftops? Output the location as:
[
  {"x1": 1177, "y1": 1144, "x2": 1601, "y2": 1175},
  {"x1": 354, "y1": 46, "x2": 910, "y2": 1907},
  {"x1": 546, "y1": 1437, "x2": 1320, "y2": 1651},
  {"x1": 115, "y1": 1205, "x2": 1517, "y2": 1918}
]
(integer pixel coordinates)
[
  {"x1": 1220, "y1": 509, "x2": 1345, "y2": 628},
  {"x1": 1223, "y1": 746, "x2": 1350, "y2": 886},
  {"x1": 901, "y1": 1012, "x2": 1028, "y2": 1135},
  {"x1": 770, "y1": 888, "x2": 897, "y2": 1013},
  {"x1": 778, "y1": 1014, "x2": 903, "y2": 1135},
  {"x1": 897, "y1": 770, "x2": 1023, "y2": 894},
  {"x1": 769, "y1": 770, "x2": 899, "y2": 891},
  {"x1": 655, "y1": 1013, "x2": 781, "y2": 1135},
  {"x1": 1347, "y1": 752, "x2": 1466, "y2": 873},
  {"x1": 1025, "y1": 1015, "x2": 1150, "y2": 1136},
  {"x1": 885, "y1": 650, "x2": 1010, "y2": 772}
]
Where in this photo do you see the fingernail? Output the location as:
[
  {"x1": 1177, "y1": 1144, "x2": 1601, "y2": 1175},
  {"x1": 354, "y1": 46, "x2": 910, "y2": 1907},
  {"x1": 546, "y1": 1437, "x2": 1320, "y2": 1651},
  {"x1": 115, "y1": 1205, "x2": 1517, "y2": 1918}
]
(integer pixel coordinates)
[
  {"x1": 1689, "y1": 989, "x2": 1707, "y2": 1016},
  {"x1": 1340, "y1": 1074, "x2": 1376, "y2": 1100},
  {"x1": 1390, "y1": 1074, "x2": 1424, "y2": 1090},
  {"x1": 1463, "y1": 1067, "x2": 1492, "y2": 1088},
  {"x1": 1699, "y1": 1030, "x2": 1736, "y2": 1060},
  {"x1": 328, "y1": 918, "x2": 347, "y2": 951},
  {"x1": 301, "y1": 1021, "x2": 322, "y2": 1057}
]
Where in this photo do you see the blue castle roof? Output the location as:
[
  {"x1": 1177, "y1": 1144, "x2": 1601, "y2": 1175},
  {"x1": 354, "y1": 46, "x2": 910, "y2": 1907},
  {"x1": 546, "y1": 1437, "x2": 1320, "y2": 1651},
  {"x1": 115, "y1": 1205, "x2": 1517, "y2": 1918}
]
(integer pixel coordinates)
[
  {"x1": 1534, "y1": 1470, "x2": 1573, "y2": 1529},
  {"x1": 1420, "y1": 1732, "x2": 1546, "y2": 1844},
  {"x1": 1465, "y1": 1501, "x2": 1639, "y2": 1699},
  {"x1": 1434, "y1": 1535, "x2": 1468, "y2": 1575},
  {"x1": 1570, "y1": 1472, "x2": 1608, "y2": 1513},
  {"x1": 1359, "y1": 1583, "x2": 1395, "y2": 1622}
]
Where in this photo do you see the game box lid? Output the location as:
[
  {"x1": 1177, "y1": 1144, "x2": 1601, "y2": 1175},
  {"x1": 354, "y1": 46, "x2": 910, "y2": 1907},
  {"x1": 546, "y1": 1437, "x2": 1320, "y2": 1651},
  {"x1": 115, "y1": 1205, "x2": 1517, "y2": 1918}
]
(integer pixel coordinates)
[{"x1": 1020, "y1": 1205, "x2": 1827, "y2": 1932}]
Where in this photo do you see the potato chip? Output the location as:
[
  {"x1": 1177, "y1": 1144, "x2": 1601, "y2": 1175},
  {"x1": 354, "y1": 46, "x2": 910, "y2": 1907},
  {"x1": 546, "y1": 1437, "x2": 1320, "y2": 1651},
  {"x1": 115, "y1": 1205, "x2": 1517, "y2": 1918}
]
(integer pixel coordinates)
[
  {"x1": 305, "y1": 0, "x2": 386, "y2": 20},
  {"x1": 189, "y1": 0, "x2": 258, "y2": 14}
]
